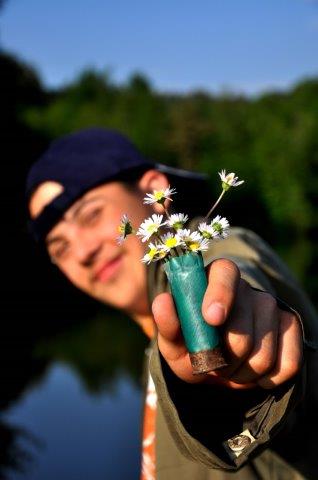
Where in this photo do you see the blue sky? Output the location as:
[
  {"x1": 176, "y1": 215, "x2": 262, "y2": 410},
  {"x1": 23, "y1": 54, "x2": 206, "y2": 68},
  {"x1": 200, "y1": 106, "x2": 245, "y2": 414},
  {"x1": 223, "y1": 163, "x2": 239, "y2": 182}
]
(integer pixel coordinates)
[{"x1": 1, "y1": 0, "x2": 318, "y2": 95}]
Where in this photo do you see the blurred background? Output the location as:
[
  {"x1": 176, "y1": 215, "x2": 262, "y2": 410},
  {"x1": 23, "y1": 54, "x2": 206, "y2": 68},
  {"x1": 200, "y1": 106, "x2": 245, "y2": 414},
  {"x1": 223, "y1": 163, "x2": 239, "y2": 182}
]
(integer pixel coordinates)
[{"x1": 1, "y1": 1, "x2": 317, "y2": 479}]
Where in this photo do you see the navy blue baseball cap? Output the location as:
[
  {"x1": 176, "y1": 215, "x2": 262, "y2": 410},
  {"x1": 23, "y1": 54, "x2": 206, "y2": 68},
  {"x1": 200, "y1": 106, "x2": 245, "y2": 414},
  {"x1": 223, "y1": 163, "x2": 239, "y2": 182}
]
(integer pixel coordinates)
[{"x1": 25, "y1": 127, "x2": 208, "y2": 245}]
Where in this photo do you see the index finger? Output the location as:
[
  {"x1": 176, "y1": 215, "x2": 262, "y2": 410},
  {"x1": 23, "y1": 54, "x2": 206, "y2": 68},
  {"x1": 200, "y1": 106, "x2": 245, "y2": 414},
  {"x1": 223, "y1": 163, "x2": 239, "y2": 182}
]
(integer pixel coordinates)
[{"x1": 202, "y1": 258, "x2": 240, "y2": 326}]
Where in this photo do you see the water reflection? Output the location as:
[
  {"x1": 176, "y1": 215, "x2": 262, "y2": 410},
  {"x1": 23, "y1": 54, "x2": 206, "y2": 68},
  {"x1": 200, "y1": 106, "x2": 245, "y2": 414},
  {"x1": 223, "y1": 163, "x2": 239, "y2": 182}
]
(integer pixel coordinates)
[
  {"x1": 0, "y1": 308, "x2": 148, "y2": 480},
  {"x1": 5, "y1": 362, "x2": 142, "y2": 480}
]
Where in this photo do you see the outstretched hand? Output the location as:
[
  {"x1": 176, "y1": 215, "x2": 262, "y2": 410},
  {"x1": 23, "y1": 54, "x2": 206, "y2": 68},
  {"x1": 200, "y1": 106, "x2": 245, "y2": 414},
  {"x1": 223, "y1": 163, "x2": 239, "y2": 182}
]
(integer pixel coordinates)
[{"x1": 152, "y1": 259, "x2": 303, "y2": 390}]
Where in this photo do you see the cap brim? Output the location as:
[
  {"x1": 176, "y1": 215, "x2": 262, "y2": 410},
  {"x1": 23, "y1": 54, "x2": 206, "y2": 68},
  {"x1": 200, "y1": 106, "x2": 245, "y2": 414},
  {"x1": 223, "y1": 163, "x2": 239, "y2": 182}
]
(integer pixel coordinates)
[{"x1": 154, "y1": 163, "x2": 209, "y2": 181}]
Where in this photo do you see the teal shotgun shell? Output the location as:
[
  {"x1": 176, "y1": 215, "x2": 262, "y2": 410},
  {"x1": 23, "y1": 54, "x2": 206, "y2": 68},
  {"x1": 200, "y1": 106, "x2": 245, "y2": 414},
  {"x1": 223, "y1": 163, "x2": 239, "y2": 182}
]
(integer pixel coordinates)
[{"x1": 163, "y1": 252, "x2": 220, "y2": 353}]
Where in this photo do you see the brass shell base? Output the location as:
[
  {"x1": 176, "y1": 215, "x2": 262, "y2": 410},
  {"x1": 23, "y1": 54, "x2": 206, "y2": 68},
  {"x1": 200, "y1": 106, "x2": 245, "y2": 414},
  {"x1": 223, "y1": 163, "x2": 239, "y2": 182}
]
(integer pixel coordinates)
[{"x1": 189, "y1": 347, "x2": 228, "y2": 375}]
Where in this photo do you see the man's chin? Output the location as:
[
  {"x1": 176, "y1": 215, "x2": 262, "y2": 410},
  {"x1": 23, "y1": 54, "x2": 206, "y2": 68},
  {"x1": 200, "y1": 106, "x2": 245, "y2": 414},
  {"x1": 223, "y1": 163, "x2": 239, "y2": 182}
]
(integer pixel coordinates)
[{"x1": 93, "y1": 288, "x2": 136, "y2": 312}]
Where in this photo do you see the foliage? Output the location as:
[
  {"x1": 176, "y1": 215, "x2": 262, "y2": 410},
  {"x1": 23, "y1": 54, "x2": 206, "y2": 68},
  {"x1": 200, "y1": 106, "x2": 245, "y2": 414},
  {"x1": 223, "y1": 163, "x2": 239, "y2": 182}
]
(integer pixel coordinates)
[{"x1": 3, "y1": 51, "x2": 317, "y2": 296}]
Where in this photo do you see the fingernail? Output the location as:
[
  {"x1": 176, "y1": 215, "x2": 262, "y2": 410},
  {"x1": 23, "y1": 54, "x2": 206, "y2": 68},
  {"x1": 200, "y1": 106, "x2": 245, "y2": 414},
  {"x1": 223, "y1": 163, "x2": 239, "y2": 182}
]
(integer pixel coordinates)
[{"x1": 207, "y1": 303, "x2": 225, "y2": 324}]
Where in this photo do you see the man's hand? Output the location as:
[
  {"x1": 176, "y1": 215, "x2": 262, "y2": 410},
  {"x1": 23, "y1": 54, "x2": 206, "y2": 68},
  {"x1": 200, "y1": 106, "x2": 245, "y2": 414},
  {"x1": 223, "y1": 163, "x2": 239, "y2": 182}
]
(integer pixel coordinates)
[{"x1": 152, "y1": 258, "x2": 303, "y2": 390}]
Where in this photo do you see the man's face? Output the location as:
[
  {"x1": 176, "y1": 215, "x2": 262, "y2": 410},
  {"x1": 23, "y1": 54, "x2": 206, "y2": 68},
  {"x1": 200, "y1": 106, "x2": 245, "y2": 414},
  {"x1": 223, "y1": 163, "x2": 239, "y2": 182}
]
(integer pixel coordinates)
[{"x1": 29, "y1": 180, "x2": 158, "y2": 316}]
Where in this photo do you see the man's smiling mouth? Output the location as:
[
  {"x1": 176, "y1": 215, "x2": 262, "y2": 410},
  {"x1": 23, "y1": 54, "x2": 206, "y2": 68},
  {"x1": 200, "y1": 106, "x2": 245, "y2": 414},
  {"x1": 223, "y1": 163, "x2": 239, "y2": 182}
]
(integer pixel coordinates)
[{"x1": 93, "y1": 254, "x2": 123, "y2": 282}]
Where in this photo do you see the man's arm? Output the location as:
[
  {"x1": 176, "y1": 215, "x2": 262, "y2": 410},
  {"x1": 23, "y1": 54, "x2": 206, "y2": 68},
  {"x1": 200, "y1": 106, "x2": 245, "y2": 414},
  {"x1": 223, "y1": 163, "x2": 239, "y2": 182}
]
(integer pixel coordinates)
[{"x1": 148, "y1": 227, "x2": 317, "y2": 469}]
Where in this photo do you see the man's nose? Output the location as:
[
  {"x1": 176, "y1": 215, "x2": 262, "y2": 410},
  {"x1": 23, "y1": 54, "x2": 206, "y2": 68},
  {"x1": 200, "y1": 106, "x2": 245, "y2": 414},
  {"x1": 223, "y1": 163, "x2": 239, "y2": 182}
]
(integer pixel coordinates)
[{"x1": 73, "y1": 233, "x2": 103, "y2": 266}]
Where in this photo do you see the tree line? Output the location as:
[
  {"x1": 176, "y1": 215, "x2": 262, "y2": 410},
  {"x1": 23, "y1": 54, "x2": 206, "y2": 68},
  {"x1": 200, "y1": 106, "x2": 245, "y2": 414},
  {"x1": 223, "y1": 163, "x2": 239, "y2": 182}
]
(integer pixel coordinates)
[{"x1": 2, "y1": 51, "x2": 317, "y2": 299}]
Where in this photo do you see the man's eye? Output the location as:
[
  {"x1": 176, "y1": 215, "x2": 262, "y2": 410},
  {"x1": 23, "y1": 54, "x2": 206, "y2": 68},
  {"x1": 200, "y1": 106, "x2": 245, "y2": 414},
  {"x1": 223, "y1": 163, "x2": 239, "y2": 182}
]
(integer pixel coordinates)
[
  {"x1": 79, "y1": 207, "x2": 103, "y2": 226},
  {"x1": 51, "y1": 244, "x2": 69, "y2": 261}
]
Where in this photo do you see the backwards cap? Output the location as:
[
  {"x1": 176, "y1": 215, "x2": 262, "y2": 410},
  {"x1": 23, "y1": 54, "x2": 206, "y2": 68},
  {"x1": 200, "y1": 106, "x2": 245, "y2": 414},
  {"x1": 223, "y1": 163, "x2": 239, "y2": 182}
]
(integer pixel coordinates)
[{"x1": 25, "y1": 127, "x2": 208, "y2": 244}]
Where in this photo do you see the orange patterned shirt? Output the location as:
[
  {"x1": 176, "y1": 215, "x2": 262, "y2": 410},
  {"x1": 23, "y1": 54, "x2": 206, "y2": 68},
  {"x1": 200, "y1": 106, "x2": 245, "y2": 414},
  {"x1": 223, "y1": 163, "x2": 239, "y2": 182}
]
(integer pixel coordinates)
[{"x1": 140, "y1": 367, "x2": 157, "y2": 480}]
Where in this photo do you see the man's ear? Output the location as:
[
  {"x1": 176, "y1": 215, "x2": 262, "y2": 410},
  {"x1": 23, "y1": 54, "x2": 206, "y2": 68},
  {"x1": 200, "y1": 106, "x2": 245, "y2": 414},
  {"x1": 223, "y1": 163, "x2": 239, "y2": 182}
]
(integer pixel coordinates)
[
  {"x1": 138, "y1": 169, "x2": 169, "y2": 193},
  {"x1": 137, "y1": 169, "x2": 171, "y2": 213}
]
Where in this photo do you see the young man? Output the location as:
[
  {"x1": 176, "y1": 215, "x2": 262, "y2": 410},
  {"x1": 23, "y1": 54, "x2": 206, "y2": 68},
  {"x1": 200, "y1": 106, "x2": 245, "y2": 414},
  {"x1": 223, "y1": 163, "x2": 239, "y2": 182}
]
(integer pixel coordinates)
[{"x1": 25, "y1": 127, "x2": 318, "y2": 479}]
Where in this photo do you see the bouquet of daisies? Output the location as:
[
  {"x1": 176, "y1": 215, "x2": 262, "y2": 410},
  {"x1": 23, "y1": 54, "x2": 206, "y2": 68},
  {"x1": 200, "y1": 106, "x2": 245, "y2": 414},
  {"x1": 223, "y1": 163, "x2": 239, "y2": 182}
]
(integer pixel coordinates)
[{"x1": 118, "y1": 170, "x2": 244, "y2": 375}]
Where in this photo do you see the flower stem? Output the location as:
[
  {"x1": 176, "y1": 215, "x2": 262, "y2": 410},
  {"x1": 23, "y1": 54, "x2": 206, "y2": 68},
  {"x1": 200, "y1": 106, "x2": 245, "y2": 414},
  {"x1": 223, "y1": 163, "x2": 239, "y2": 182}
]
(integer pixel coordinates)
[
  {"x1": 175, "y1": 246, "x2": 183, "y2": 257},
  {"x1": 204, "y1": 189, "x2": 226, "y2": 221},
  {"x1": 163, "y1": 206, "x2": 171, "y2": 220},
  {"x1": 155, "y1": 232, "x2": 165, "y2": 245}
]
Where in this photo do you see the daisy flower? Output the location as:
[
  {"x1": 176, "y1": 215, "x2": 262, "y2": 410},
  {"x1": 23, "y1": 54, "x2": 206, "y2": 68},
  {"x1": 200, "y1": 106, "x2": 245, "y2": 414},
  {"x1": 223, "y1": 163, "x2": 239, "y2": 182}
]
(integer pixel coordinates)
[
  {"x1": 188, "y1": 237, "x2": 210, "y2": 252},
  {"x1": 198, "y1": 222, "x2": 218, "y2": 239},
  {"x1": 165, "y1": 213, "x2": 189, "y2": 230},
  {"x1": 218, "y1": 170, "x2": 244, "y2": 191},
  {"x1": 176, "y1": 229, "x2": 210, "y2": 252},
  {"x1": 117, "y1": 214, "x2": 134, "y2": 245},
  {"x1": 160, "y1": 232, "x2": 184, "y2": 252},
  {"x1": 143, "y1": 186, "x2": 177, "y2": 205},
  {"x1": 204, "y1": 171, "x2": 244, "y2": 220},
  {"x1": 175, "y1": 228, "x2": 191, "y2": 242},
  {"x1": 141, "y1": 243, "x2": 167, "y2": 264},
  {"x1": 136, "y1": 214, "x2": 165, "y2": 242},
  {"x1": 211, "y1": 215, "x2": 230, "y2": 239}
]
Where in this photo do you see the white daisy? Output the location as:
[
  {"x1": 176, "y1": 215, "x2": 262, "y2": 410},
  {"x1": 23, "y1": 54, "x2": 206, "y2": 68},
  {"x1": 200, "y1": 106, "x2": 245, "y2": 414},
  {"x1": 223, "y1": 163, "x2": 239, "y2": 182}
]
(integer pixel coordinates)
[
  {"x1": 160, "y1": 232, "x2": 183, "y2": 252},
  {"x1": 143, "y1": 185, "x2": 177, "y2": 205},
  {"x1": 137, "y1": 214, "x2": 165, "y2": 242},
  {"x1": 211, "y1": 215, "x2": 230, "y2": 239},
  {"x1": 176, "y1": 228, "x2": 197, "y2": 241},
  {"x1": 117, "y1": 214, "x2": 134, "y2": 244},
  {"x1": 175, "y1": 228, "x2": 191, "y2": 242},
  {"x1": 141, "y1": 243, "x2": 165, "y2": 264},
  {"x1": 165, "y1": 213, "x2": 189, "y2": 230},
  {"x1": 189, "y1": 237, "x2": 210, "y2": 252},
  {"x1": 176, "y1": 229, "x2": 210, "y2": 252},
  {"x1": 198, "y1": 222, "x2": 218, "y2": 239},
  {"x1": 218, "y1": 169, "x2": 244, "y2": 191}
]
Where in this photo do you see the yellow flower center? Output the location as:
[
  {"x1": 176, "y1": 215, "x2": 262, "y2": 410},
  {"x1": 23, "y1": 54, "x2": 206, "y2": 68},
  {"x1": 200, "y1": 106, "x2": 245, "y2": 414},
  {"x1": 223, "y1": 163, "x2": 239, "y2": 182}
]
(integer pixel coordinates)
[
  {"x1": 189, "y1": 242, "x2": 200, "y2": 251},
  {"x1": 149, "y1": 247, "x2": 158, "y2": 259},
  {"x1": 212, "y1": 222, "x2": 222, "y2": 233},
  {"x1": 165, "y1": 237, "x2": 178, "y2": 248},
  {"x1": 146, "y1": 224, "x2": 158, "y2": 233},
  {"x1": 172, "y1": 221, "x2": 183, "y2": 230},
  {"x1": 154, "y1": 191, "x2": 164, "y2": 201}
]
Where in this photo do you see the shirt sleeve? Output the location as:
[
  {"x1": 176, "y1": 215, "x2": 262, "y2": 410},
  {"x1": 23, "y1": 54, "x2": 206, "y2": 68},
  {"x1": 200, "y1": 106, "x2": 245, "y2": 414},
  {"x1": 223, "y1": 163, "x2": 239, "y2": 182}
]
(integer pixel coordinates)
[{"x1": 148, "y1": 227, "x2": 318, "y2": 470}]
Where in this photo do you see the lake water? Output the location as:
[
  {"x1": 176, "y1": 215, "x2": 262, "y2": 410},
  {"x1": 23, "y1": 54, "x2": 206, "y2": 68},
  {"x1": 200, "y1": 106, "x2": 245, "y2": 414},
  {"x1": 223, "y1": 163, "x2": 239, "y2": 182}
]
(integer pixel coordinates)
[
  {"x1": 0, "y1": 307, "x2": 148, "y2": 480},
  {"x1": 4, "y1": 364, "x2": 142, "y2": 480}
]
